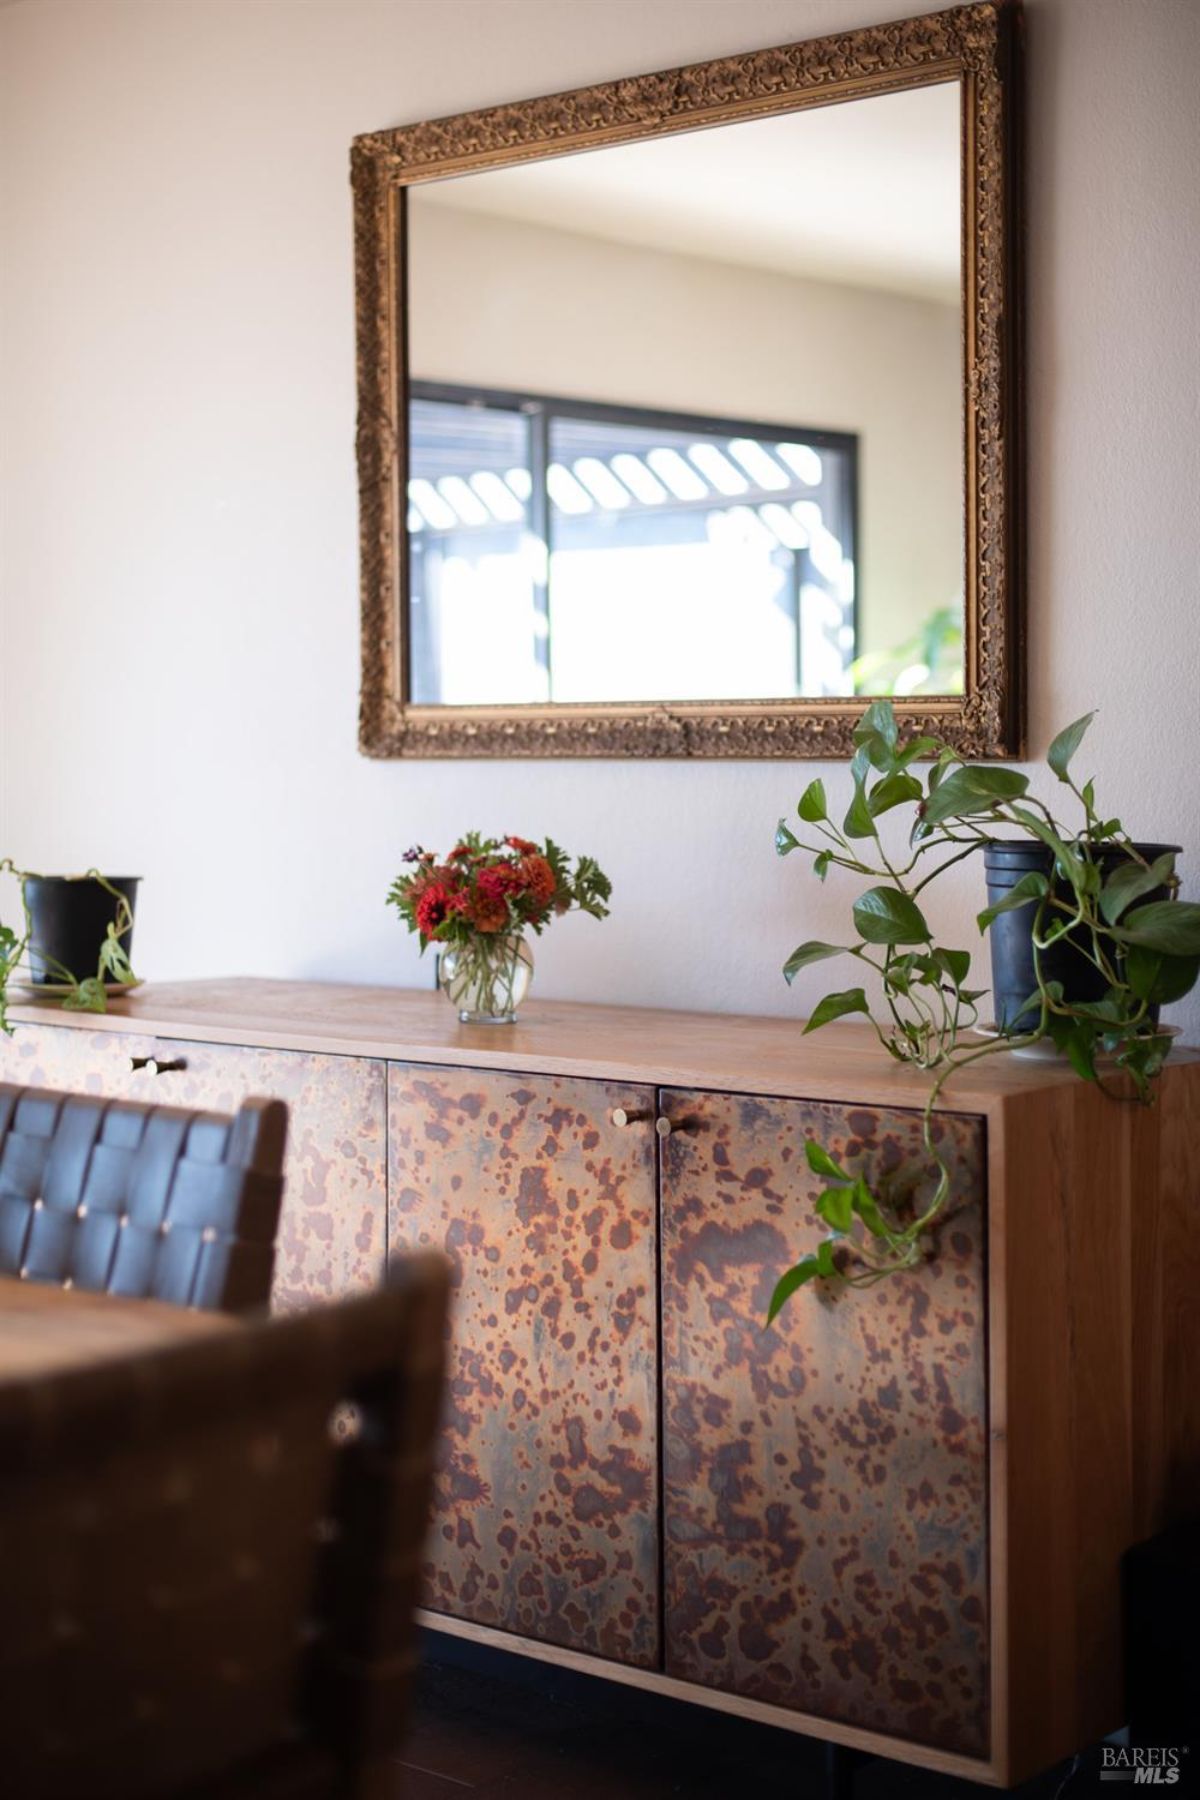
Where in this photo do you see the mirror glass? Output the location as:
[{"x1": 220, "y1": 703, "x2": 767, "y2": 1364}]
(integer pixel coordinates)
[{"x1": 406, "y1": 81, "x2": 963, "y2": 708}]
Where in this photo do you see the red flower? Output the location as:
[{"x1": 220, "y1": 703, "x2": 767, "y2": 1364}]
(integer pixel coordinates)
[
  {"x1": 476, "y1": 867, "x2": 515, "y2": 902},
  {"x1": 415, "y1": 882, "x2": 452, "y2": 940},
  {"x1": 467, "y1": 865, "x2": 514, "y2": 934},
  {"x1": 471, "y1": 894, "x2": 509, "y2": 933},
  {"x1": 505, "y1": 836, "x2": 538, "y2": 855}
]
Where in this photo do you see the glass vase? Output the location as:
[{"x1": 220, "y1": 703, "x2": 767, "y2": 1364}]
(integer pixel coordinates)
[{"x1": 438, "y1": 933, "x2": 533, "y2": 1024}]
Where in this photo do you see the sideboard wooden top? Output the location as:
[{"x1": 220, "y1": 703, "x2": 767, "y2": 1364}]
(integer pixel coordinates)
[{"x1": 8, "y1": 978, "x2": 1196, "y2": 1116}]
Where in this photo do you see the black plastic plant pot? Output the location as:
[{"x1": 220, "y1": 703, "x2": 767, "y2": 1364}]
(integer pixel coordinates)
[
  {"x1": 982, "y1": 842, "x2": 1180, "y2": 1031},
  {"x1": 24, "y1": 875, "x2": 140, "y2": 987}
]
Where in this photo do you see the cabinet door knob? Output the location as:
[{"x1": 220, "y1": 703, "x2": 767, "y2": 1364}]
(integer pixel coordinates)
[
  {"x1": 130, "y1": 1055, "x2": 188, "y2": 1075},
  {"x1": 611, "y1": 1107, "x2": 650, "y2": 1128},
  {"x1": 656, "y1": 1114, "x2": 701, "y2": 1138}
]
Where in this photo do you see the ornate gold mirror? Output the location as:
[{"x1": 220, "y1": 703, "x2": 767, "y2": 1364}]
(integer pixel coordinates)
[{"x1": 353, "y1": 1, "x2": 1022, "y2": 758}]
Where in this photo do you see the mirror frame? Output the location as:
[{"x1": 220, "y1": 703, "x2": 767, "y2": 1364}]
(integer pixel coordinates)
[{"x1": 352, "y1": 0, "x2": 1023, "y2": 759}]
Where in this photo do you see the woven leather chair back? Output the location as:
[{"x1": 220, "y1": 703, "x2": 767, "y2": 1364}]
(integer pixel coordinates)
[
  {"x1": 0, "y1": 1252, "x2": 450, "y2": 1800},
  {"x1": 0, "y1": 1085, "x2": 286, "y2": 1311}
]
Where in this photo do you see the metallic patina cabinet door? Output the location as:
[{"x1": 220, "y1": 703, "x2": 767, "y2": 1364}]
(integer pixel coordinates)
[
  {"x1": 0, "y1": 1023, "x2": 388, "y2": 1312},
  {"x1": 0, "y1": 1021, "x2": 148, "y2": 1097},
  {"x1": 143, "y1": 1037, "x2": 387, "y2": 1311},
  {"x1": 389, "y1": 1064, "x2": 660, "y2": 1668},
  {"x1": 659, "y1": 1088, "x2": 989, "y2": 1757}
]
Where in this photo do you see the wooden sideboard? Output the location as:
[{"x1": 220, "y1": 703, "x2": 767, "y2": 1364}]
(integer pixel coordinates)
[{"x1": 3, "y1": 979, "x2": 1197, "y2": 1787}]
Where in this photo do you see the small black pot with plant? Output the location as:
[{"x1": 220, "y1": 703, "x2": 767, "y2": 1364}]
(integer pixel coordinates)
[
  {"x1": 982, "y1": 837, "x2": 1182, "y2": 1030},
  {"x1": 1, "y1": 864, "x2": 141, "y2": 1034},
  {"x1": 771, "y1": 703, "x2": 1199, "y2": 1314}
]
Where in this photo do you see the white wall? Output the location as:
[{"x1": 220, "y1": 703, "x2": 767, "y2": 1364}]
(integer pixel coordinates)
[
  {"x1": 2, "y1": 0, "x2": 1198, "y2": 1040},
  {"x1": 409, "y1": 201, "x2": 962, "y2": 659}
]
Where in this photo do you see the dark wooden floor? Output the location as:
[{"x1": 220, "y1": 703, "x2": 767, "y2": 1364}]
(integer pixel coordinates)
[{"x1": 396, "y1": 1634, "x2": 1095, "y2": 1800}]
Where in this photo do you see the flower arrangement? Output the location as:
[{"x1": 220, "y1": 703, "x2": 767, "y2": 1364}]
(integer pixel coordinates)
[{"x1": 387, "y1": 833, "x2": 611, "y2": 1022}]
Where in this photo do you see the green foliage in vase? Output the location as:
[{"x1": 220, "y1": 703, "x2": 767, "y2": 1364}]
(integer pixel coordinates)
[
  {"x1": 770, "y1": 701, "x2": 1200, "y2": 1316},
  {"x1": 0, "y1": 863, "x2": 139, "y2": 1036}
]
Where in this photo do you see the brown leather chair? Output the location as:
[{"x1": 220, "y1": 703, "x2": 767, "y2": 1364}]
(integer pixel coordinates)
[
  {"x1": 0, "y1": 1084, "x2": 286, "y2": 1311},
  {"x1": 0, "y1": 1251, "x2": 450, "y2": 1800}
]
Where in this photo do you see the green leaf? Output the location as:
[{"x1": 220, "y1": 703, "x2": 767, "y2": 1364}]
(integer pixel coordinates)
[
  {"x1": 61, "y1": 977, "x2": 107, "y2": 1014},
  {"x1": 841, "y1": 741, "x2": 867, "y2": 784},
  {"x1": 894, "y1": 735, "x2": 942, "y2": 770},
  {"x1": 767, "y1": 1258, "x2": 821, "y2": 1322},
  {"x1": 1125, "y1": 944, "x2": 1200, "y2": 1005},
  {"x1": 1115, "y1": 1033, "x2": 1171, "y2": 1091},
  {"x1": 852, "y1": 886, "x2": 931, "y2": 946},
  {"x1": 805, "y1": 1139, "x2": 851, "y2": 1182},
  {"x1": 1078, "y1": 858, "x2": 1103, "y2": 898},
  {"x1": 1099, "y1": 851, "x2": 1176, "y2": 925},
  {"x1": 797, "y1": 780, "x2": 827, "y2": 823},
  {"x1": 1047, "y1": 712, "x2": 1096, "y2": 782},
  {"x1": 813, "y1": 851, "x2": 832, "y2": 882},
  {"x1": 852, "y1": 705, "x2": 898, "y2": 773},
  {"x1": 931, "y1": 947, "x2": 971, "y2": 988},
  {"x1": 867, "y1": 772, "x2": 923, "y2": 818},
  {"x1": 767, "y1": 1239, "x2": 841, "y2": 1319},
  {"x1": 1082, "y1": 779, "x2": 1096, "y2": 812},
  {"x1": 1068, "y1": 994, "x2": 1126, "y2": 1023},
  {"x1": 775, "y1": 818, "x2": 800, "y2": 856},
  {"x1": 854, "y1": 698, "x2": 899, "y2": 753},
  {"x1": 816, "y1": 1186, "x2": 854, "y2": 1233},
  {"x1": 1062, "y1": 1025, "x2": 1099, "y2": 1084},
  {"x1": 0, "y1": 922, "x2": 20, "y2": 979},
  {"x1": 1118, "y1": 900, "x2": 1200, "y2": 957},
  {"x1": 884, "y1": 952, "x2": 918, "y2": 993},
  {"x1": 1008, "y1": 807, "x2": 1087, "y2": 887},
  {"x1": 850, "y1": 1175, "x2": 892, "y2": 1241},
  {"x1": 976, "y1": 870, "x2": 1050, "y2": 932},
  {"x1": 843, "y1": 773, "x2": 877, "y2": 840},
  {"x1": 926, "y1": 749, "x2": 958, "y2": 793},
  {"x1": 1045, "y1": 1013, "x2": 1103, "y2": 1085},
  {"x1": 98, "y1": 929, "x2": 135, "y2": 985},
  {"x1": 920, "y1": 765, "x2": 1030, "y2": 830},
  {"x1": 783, "y1": 941, "x2": 852, "y2": 985},
  {"x1": 802, "y1": 987, "x2": 871, "y2": 1034}
]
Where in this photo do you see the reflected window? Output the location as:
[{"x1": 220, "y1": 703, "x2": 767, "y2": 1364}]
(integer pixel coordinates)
[{"x1": 408, "y1": 383, "x2": 857, "y2": 706}]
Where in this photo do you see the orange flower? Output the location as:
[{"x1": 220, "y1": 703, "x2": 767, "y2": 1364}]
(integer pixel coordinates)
[
  {"x1": 518, "y1": 854, "x2": 556, "y2": 908},
  {"x1": 471, "y1": 894, "x2": 510, "y2": 934}
]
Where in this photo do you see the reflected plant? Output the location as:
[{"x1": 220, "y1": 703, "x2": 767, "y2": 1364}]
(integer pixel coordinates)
[
  {"x1": 849, "y1": 605, "x2": 964, "y2": 697},
  {"x1": 769, "y1": 701, "x2": 1200, "y2": 1315}
]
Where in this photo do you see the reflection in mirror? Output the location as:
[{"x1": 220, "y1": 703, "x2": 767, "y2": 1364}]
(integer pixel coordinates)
[
  {"x1": 409, "y1": 387, "x2": 856, "y2": 705},
  {"x1": 406, "y1": 79, "x2": 964, "y2": 707}
]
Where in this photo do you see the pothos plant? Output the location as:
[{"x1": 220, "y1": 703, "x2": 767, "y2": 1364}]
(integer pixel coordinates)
[
  {"x1": 769, "y1": 700, "x2": 1200, "y2": 1317},
  {"x1": 0, "y1": 864, "x2": 138, "y2": 1036}
]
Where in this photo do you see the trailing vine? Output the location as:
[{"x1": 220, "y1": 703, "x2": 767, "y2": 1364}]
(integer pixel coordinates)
[
  {"x1": 0, "y1": 864, "x2": 138, "y2": 1036},
  {"x1": 769, "y1": 702, "x2": 1200, "y2": 1316}
]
